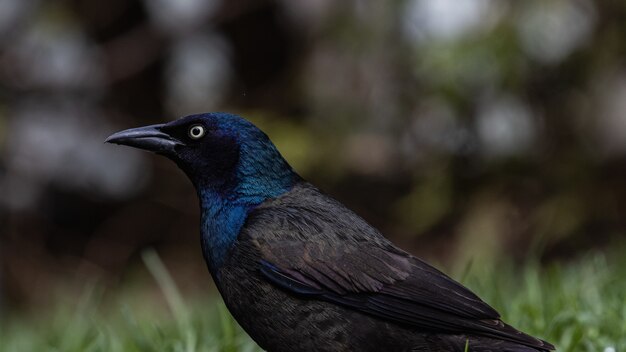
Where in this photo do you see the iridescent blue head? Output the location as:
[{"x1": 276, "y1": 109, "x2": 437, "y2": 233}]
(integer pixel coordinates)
[{"x1": 106, "y1": 112, "x2": 300, "y2": 271}]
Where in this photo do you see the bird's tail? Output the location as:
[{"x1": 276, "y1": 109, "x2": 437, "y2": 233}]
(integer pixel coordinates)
[{"x1": 461, "y1": 335, "x2": 554, "y2": 352}]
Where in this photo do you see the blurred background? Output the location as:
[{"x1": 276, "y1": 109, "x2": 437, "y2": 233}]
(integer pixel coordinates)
[{"x1": 1, "y1": 0, "x2": 625, "y2": 324}]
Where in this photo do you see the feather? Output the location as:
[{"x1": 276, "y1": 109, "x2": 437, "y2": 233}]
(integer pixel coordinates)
[{"x1": 248, "y1": 183, "x2": 553, "y2": 351}]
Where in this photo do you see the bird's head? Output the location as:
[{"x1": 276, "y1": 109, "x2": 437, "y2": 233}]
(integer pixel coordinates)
[{"x1": 106, "y1": 112, "x2": 299, "y2": 205}]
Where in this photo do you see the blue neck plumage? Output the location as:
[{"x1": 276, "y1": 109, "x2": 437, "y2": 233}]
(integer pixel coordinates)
[
  {"x1": 199, "y1": 192, "x2": 251, "y2": 273},
  {"x1": 197, "y1": 152, "x2": 297, "y2": 275}
]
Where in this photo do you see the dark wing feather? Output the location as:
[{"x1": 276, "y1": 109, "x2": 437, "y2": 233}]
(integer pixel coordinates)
[{"x1": 245, "y1": 183, "x2": 554, "y2": 350}]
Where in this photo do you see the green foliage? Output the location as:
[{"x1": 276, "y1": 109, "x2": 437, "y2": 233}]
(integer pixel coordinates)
[
  {"x1": 2, "y1": 249, "x2": 624, "y2": 352},
  {"x1": 1, "y1": 251, "x2": 261, "y2": 352}
]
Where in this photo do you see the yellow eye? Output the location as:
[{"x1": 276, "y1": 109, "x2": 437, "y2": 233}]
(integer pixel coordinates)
[{"x1": 189, "y1": 125, "x2": 206, "y2": 139}]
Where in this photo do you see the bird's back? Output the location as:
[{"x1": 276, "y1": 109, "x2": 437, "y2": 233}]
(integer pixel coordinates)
[{"x1": 216, "y1": 182, "x2": 553, "y2": 352}]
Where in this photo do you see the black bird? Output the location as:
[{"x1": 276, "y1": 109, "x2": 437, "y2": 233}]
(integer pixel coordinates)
[{"x1": 106, "y1": 113, "x2": 555, "y2": 352}]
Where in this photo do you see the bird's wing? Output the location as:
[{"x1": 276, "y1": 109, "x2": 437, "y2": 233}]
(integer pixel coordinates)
[
  {"x1": 243, "y1": 183, "x2": 553, "y2": 350},
  {"x1": 257, "y1": 237, "x2": 504, "y2": 327}
]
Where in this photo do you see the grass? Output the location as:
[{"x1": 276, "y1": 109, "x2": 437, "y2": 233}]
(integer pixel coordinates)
[{"x1": 1, "y1": 248, "x2": 624, "y2": 352}]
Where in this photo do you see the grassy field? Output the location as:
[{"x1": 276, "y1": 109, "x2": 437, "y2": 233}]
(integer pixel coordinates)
[{"x1": 1, "y1": 249, "x2": 624, "y2": 352}]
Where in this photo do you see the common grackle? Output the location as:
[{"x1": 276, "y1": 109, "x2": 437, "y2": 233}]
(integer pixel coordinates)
[{"x1": 106, "y1": 113, "x2": 555, "y2": 352}]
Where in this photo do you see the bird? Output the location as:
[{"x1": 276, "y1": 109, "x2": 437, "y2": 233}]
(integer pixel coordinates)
[{"x1": 106, "y1": 112, "x2": 555, "y2": 352}]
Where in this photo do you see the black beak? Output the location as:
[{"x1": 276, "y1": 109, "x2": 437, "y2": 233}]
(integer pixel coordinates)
[{"x1": 105, "y1": 124, "x2": 183, "y2": 155}]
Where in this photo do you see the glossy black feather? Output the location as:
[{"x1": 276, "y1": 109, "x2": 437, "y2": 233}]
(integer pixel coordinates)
[{"x1": 245, "y1": 182, "x2": 554, "y2": 351}]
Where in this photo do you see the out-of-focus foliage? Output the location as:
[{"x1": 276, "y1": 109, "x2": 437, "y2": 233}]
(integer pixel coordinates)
[{"x1": 0, "y1": 0, "x2": 624, "y2": 337}]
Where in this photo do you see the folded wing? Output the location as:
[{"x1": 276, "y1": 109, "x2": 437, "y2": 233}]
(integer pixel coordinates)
[{"x1": 243, "y1": 184, "x2": 553, "y2": 350}]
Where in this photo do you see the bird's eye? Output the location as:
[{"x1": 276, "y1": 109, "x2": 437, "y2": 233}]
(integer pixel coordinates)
[{"x1": 188, "y1": 125, "x2": 206, "y2": 139}]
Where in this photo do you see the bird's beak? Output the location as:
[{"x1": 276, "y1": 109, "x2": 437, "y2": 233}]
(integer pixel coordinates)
[{"x1": 105, "y1": 124, "x2": 183, "y2": 155}]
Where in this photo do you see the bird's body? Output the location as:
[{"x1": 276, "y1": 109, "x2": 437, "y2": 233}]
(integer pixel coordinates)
[
  {"x1": 106, "y1": 113, "x2": 555, "y2": 352},
  {"x1": 217, "y1": 182, "x2": 549, "y2": 352}
]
